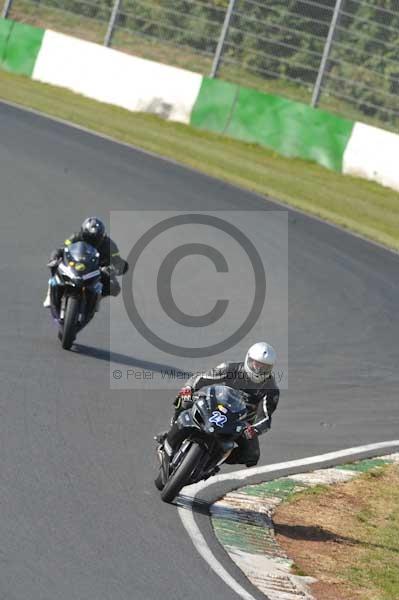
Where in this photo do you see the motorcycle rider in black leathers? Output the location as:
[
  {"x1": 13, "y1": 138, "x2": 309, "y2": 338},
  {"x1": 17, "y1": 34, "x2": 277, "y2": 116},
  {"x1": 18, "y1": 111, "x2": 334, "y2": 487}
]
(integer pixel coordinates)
[
  {"x1": 159, "y1": 342, "x2": 280, "y2": 467},
  {"x1": 43, "y1": 217, "x2": 129, "y2": 307}
]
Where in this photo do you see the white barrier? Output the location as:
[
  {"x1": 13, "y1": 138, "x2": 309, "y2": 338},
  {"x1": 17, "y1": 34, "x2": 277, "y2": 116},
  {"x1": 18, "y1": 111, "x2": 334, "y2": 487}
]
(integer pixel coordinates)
[
  {"x1": 343, "y1": 122, "x2": 399, "y2": 192},
  {"x1": 32, "y1": 30, "x2": 203, "y2": 124}
]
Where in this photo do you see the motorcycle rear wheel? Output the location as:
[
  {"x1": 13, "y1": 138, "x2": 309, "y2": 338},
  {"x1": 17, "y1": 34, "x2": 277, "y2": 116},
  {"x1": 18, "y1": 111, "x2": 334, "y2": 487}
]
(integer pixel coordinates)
[
  {"x1": 161, "y1": 442, "x2": 204, "y2": 504},
  {"x1": 61, "y1": 296, "x2": 79, "y2": 350}
]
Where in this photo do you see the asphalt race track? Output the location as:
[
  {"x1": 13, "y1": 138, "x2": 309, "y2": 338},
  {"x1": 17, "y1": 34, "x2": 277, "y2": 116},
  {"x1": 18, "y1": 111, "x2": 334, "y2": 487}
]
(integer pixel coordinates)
[{"x1": 1, "y1": 101, "x2": 399, "y2": 600}]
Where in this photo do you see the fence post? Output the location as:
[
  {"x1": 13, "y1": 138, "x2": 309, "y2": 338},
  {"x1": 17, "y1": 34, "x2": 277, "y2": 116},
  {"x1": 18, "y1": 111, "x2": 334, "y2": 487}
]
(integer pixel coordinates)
[
  {"x1": 1, "y1": 0, "x2": 13, "y2": 19},
  {"x1": 210, "y1": 0, "x2": 237, "y2": 78},
  {"x1": 104, "y1": 0, "x2": 122, "y2": 47},
  {"x1": 311, "y1": 0, "x2": 344, "y2": 108}
]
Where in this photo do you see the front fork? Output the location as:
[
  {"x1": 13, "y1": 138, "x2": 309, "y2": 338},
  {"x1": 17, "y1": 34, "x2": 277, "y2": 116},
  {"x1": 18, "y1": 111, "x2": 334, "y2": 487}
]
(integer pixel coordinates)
[
  {"x1": 53, "y1": 288, "x2": 83, "y2": 324},
  {"x1": 157, "y1": 438, "x2": 192, "y2": 483},
  {"x1": 49, "y1": 276, "x2": 63, "y2": 321},
  {"x1": 216, "y1": 443, "x2": 237, "y2": 466},
  {"x1": 158, "y1": 437, "x2": 231, "y2": 485},
  {"x1": 94, "y1": 281, "x2": 103, "y2": 312},
  {"x1": 49, "y1": 275, "x2": 102, "y2": 324},
  {"x1": 156, "y1": 439, "x2": 172, "y2": 485}
]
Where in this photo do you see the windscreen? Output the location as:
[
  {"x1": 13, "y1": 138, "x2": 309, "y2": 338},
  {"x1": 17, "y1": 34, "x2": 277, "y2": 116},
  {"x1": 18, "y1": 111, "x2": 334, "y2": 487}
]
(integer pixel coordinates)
[
  {"x1": 65, "y1": 242, "x2": 99, "y2": 267},
  {"x1": 206, "y1": 385, "x2": 247, "y2": 414}
]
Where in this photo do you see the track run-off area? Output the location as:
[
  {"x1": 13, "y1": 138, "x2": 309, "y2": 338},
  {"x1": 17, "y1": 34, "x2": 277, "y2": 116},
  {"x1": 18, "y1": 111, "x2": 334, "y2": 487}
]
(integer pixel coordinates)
[{"x1": 1, "y1": 101, "x2": 399, "y2": 600}]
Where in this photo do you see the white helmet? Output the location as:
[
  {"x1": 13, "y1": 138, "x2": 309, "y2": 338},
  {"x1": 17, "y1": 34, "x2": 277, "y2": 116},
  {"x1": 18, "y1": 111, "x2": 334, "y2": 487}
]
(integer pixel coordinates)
[{"x1": 244, "y1": 342, "x2": 276, "y2": 383}]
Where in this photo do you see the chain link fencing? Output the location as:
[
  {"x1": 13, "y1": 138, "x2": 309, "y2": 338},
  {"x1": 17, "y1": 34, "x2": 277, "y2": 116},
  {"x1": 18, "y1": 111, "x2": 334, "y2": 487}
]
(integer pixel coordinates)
[{"x1": 4, "y1": 0, "x2": 399, "y2": 131}]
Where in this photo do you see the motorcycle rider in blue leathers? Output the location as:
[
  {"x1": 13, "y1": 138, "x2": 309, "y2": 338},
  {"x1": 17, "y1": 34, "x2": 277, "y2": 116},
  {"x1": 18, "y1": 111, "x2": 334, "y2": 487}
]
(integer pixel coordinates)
[{"x1": 159, "y1": 342, "x2": 280, "y2": 467}]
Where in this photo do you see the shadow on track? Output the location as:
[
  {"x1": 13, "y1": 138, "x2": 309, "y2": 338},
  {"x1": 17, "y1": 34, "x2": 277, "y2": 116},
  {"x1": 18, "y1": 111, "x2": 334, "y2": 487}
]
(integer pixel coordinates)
[{"x1": 73, "y1": 343, "x2": 185, "y2": 375}]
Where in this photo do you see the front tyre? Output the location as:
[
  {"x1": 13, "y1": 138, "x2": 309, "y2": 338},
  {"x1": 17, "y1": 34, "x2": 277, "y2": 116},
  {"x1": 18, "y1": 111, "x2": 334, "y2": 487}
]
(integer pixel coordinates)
[
  {"x1": 161, "y1": 442, "x2": 204, "y2": 504},
  {"x1": 61, "y1": 296, "x2": 79, "y2": 350}
]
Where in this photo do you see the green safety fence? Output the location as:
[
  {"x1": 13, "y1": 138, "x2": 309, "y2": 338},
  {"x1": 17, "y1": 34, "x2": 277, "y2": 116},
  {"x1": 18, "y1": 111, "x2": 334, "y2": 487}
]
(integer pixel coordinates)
[
  {"x1": 191, "y1": 77, "x2": 355, "y2": 172},
  {"x1": 0, "y1": 18, "x2": 44, "y2": 76}
]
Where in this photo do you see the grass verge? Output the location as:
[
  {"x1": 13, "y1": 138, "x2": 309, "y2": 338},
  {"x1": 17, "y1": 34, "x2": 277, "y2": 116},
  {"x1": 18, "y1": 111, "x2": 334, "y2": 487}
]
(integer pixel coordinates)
[
  {"x1": 274, "y1": 464, "x2": 399, "y2": 600},
  {"x1": 1, "y1": 68, "x2": 399, "y2": 250}
]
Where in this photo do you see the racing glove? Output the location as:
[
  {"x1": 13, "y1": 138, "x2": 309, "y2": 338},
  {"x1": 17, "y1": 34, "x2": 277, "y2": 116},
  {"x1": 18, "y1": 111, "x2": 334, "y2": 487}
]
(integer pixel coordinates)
[
  {"x1": 173, "y1": 385, "x2": 194, "y2": 410},
  {"x1": 243, "y1": 424, "x2": 259, "y2": 440}
]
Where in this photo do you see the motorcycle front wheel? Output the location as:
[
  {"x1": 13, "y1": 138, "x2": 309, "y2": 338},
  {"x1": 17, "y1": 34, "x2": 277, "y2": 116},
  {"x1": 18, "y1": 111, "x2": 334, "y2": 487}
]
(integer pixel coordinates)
[
  {"x1": 161, "y1": 442, "x2": 204, "y2": 504},
  {"x1": 61, "y1": 296, "x2": 79, "y2": 350}
]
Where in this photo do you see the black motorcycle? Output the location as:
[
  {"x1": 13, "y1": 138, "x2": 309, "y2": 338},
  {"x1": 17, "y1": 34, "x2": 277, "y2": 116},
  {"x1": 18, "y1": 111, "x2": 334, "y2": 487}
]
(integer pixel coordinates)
[
  {"x1": 48, "y1": 241, "x2": 103, "y2": 349},
  {"x1": 155, "y1": 385, "x2": 248, "y2": 503}
]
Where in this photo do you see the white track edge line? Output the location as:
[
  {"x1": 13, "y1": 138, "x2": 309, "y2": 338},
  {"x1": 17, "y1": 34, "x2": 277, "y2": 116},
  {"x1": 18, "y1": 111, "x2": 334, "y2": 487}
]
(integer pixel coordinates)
[
  {"x1": 178, "y1": 440, "x2": 399, "y2": 600},
  {"x1": 178, "y1": 507, "x2": 257, "y2": 600}
]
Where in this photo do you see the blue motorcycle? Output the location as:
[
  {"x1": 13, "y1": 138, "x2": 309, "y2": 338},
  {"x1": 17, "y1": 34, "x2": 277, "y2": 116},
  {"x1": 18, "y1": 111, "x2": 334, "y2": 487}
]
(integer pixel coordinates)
[{"x1": 48, "y1": 241, "x2": 103, "y2": 349}]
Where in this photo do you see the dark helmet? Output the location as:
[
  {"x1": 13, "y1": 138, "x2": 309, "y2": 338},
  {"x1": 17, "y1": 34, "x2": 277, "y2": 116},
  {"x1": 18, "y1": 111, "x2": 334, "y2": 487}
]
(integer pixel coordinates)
[{"x1": 80, "y1": 217, "x2": 105, "y2": 245}]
